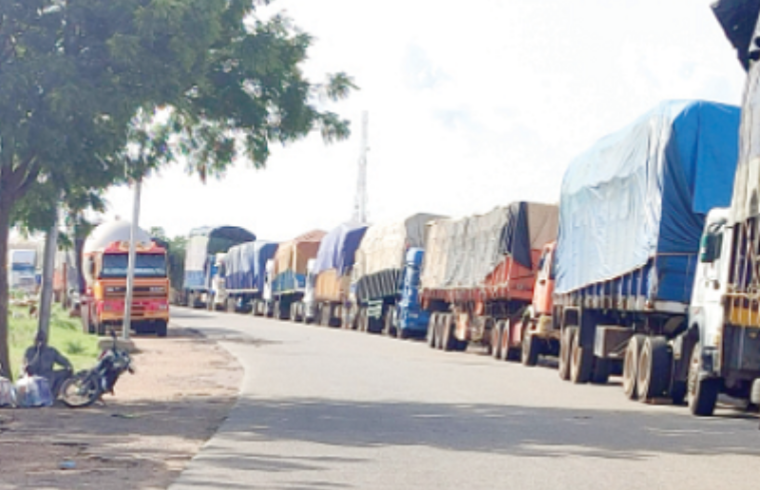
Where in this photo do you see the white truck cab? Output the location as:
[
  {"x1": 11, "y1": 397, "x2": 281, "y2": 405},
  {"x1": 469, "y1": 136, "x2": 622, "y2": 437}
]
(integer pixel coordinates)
[
  {"x1": 302, "y1": 258, "x2": 317, "y2": 323},
  {"x1": 210, "y1": 253, "x2": 228, "y2": 310}
]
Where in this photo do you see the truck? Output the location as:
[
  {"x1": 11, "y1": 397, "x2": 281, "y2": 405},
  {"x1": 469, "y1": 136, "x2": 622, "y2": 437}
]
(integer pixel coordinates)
[
  {"x1": 350, "y1": 214, "x2": 443, "y2": 338},
  {"x1": 265, "y1": 230, "x2": 326, "y2": 320},
  {"x1": 662, "y1": 0, "x2": 760, "y2": 416},
  {"x1": 80, "y1": 220, "x2": 170, "y2": 337},
  {"x1": 212, "y1": 241, "x2": 278, "y2": 313},
  {"x1": 8, "y1": 248, "x2": 38, "y2": 295},
  {"x1": 421, "y1": 203, "x2": 559, "y2": 354},
  {"x1": 302, "y1": 223, "x2": 368, "y2": 326},
  {"x1": 183, "y1": 226, "x2": 256, "y2": 308},
  {"x1": 552, "y1": 100, "x2": 741, "y2": 410}
]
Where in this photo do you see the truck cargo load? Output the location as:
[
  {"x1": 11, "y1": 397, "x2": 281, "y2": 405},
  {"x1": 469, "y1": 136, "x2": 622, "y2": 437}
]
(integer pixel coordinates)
[
  {"x1": 215, "y1": 241, "x2": 278, "y2": 312},
  {"x1": 305, "y1": 222, "x2": 368, "y2": 325},
  {"x1": 555, "y1": 100, "x2": 740, "y2": 306},
  {"x1": 183, "y1": 226, "x2": 256, "y2": 308}
]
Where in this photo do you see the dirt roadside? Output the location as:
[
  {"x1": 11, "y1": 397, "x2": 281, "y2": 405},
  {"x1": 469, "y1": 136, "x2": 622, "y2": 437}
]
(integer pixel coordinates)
[{"x1": 0, "y1": 326, "x2": 242, "y2": 490}]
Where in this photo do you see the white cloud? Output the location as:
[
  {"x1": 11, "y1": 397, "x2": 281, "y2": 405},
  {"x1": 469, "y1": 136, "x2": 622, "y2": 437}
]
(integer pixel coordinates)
[{"x1": 105, "y1": 0, "x2": 746, "y2": 240}]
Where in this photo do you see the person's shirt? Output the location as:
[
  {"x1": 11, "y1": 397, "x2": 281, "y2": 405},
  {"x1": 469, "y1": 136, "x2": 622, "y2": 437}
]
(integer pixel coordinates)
[{"x1": 23, "y1": 345, "x2": 72, "y2": 379}]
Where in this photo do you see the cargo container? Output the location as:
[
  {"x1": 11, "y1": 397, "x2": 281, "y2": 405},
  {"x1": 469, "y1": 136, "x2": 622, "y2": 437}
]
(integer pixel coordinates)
[
  {"x1": 265, "y1": 230, "x2": 326, "y2": 320},
  {"x1": 552, "y1": 100, "x2": 741, "y2": 407},
  {"x1": 421, "y1": 203, "x2": 559, "y2": 353},
  {"x1": 212, "y1": 241, "x2": 278, "y2": 313},
  {"x1": 301, "y1": 223, "x2": 368, "y2": 326},
  {"x1": 183, "y1": 226, "x2": 256, "y2": 308},
  {"x1": 351, "y1": 214, "x2": 443, "y2": 337},
  {"x1": 666, "y1": 2, "x2": 760, "y2": 416}
]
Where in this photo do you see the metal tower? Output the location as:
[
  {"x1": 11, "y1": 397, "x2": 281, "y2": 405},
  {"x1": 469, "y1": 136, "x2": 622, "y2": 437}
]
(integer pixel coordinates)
[{"x1": 352, "y1": 111, "x2": 369, "y2": 224}]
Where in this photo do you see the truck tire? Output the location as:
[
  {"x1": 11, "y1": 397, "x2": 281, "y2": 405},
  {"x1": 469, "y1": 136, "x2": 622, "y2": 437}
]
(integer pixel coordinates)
[
  {"x1": 637, "y1": 336, "x2": 672, "y2": 402},
  {"x1": 442, "y1": 314, "x2": 456, "y2": 352},
  {"x1": 226, "y1": 298, "x2": 236, "y2": 313},
  {"x1": 502, "y1": 320, "x2": 521, "y2": 362},
  {"x1": 427, "y1": 314, "x2": 438, "y2": 348},
  {"x1": 156, "y1": 320, "x2": 168, "y2": 338},
  {"x1": 687, "y1": 342, "x2": 719, "y2": 416},
  {"x1": 435, "y1": 315, "x2": 445, "y2": 350},
  {"x1": 623, "y1": 334, "x2": 645, "y2": 400},
  {"x1": 570, "y1": 327, "x2": 593, "y2": 384},
  {"x1": 521, "y1": 331, "x2": 541, "y2": 367},
  {"x1": 383, "y1": 310, "x2": 396, "y2": 337},
  {"x1": 558, "y1": 327, "x2": 574, "y2": 380},
  {"x1": 491, "y1": 321, "x2": 504, "y2": 359}
]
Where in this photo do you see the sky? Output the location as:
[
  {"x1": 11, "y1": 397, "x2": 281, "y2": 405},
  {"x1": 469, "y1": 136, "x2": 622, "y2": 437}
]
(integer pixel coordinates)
[{"x1": 105, "y1": 0, "x2": 747, "y2": 242}]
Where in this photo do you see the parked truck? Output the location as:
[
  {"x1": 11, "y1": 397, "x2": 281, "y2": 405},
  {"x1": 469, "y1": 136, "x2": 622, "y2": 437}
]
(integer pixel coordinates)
[
  {"x1": 658, "y1": 0, "x2": 760, "y2": 416},
  {"x1": 80, "y1": 220, "x2": 170, "y2": 337},
  {"x1": 302, "y1": 223, "x2": 368, "y2": 326},
  {"x1": 552, "y1": 100, "x2": 741, "y2": 411},
  {"x1": 265, "y1": 230, "x2": 325, "y2": 320},
  {"x1": 351, "y1": 214, "x2": 443, "y2": 338},
  {"x1": 183, "y1": 226, "x2": 256, "y2": 308},
  {"x1": 212, "y1": 241, "x2": 278, "y2": 313},
  {"x1": 8, "y1": 248, "x2": 38, "y2": 295},
  {"x1": 421, "y1": 203, "x2": 559, "y2": 354}
]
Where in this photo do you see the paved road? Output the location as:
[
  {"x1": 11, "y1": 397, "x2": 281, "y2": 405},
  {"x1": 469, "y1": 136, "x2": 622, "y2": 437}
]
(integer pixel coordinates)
[{"x1": 169, "y1": 308, "x2": 759, "y2": 490}]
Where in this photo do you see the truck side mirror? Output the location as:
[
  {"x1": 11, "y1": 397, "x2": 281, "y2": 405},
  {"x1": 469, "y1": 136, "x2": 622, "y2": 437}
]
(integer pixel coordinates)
[{"x1": 700, "y1": 233, "x2": 722, "y2": 263}]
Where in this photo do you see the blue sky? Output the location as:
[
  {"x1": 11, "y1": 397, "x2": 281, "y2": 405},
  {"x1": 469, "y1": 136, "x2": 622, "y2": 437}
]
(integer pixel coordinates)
[{"x1": 105, "y1": 0, "x2": 746, "y2": 241}]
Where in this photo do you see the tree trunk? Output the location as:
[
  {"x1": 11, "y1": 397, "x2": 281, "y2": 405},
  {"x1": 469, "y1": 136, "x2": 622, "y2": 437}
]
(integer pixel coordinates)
[{"x1": 0, "y1": 198, "x2": 12, "y2": 379}]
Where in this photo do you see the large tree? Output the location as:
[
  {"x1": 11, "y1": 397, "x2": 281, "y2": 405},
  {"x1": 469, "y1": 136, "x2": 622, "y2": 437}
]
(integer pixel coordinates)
[{"x1": 0, "y1": 0, "x2": 354, "y2": 378}]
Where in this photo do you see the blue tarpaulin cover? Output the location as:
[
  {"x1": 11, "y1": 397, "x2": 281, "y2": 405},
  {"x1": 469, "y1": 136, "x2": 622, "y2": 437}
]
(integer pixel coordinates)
[
  {"x1": 183, "y1": 226, "x2": 256, "y2": 290},
  {"x1": 312, "y1": 223, "x2": 368, "y2": 277},
  {"x1": 224, "y1": 241, "x2": 278, "y2": 292},
  {"x1": 555, "y1": 100, "x2": 740, "y2": 304}
]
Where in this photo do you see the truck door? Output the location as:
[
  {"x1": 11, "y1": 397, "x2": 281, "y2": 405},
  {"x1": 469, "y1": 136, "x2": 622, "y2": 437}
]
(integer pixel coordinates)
[{"x1": 693, "y1": 215, "x2": 730, "y2": 349}]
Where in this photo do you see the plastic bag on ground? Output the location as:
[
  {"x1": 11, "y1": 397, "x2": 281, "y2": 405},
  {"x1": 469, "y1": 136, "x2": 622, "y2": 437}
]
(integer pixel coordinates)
[
  {"x1": 0, "y1": 376, "x2": 16, "y2": 407},
  {"x1": 15, "y1": 375, "x2": 53, "y2": 408}
]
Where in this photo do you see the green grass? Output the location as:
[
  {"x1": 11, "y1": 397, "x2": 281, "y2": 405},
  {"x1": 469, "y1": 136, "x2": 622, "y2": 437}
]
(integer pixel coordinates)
[{"x1": 8, "y1": 305, "x2": 100, "y2": 379}]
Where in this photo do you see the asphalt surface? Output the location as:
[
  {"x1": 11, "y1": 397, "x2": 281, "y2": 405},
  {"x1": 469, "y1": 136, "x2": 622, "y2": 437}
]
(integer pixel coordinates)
[{"x1": 169, "y1": 308, "x2": 760, "y2": 490}]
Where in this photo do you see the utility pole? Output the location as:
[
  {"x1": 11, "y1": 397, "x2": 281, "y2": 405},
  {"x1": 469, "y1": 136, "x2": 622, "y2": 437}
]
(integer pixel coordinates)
[
  {"x1": 352, "y1": 111, "x2": 369, "y2": 224},
  {"x1": 122, "y1": 177, "x2": 142, "y2": 340}
]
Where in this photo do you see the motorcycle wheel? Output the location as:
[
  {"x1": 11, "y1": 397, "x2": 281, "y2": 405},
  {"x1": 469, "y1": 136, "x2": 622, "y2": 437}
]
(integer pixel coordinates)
[{"x1": 60, "y1": 372, "x2": 101, "y2": 408}]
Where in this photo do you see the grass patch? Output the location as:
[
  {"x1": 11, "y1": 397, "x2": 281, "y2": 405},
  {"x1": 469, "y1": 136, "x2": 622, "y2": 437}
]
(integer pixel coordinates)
[{"x1": 8, "y1": 305, "x2": 100, "y2": 379}]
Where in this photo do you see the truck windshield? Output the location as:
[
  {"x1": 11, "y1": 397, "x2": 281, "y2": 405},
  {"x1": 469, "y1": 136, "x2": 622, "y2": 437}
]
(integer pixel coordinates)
[
  {"x1": 101, "y1": 254, "x2": 167, "y2": 279},
  {"x1": 11, "y1": 263, "x2": 35, "y2": 274}
]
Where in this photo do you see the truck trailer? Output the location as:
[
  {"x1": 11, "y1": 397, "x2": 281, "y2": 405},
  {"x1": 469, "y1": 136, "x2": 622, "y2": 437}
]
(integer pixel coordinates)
[
  {"x1": 214, "y1": 241, "x2": 278, "y2": 313},
  {"x1": 303, "y1": 223, "x2": 368, "y2": 327},
  {"x1": 421, "y1": 202, "x2": 559, "y2": 354},
  {"x1": 80, "y1": 220, "x2": 170, "y2": 337},
  {"x1": 351, "y1": 214, "x2": 443, "y2": 337},
  {"x1": 183, "y1": 226, "x2": 256, "y2": 308},
  {"x1": 552, "y1": 100, "x2": 741, "y2": 408},
  {"x1": 265, "y1": 230, "x2": 325, "y2": 320}
]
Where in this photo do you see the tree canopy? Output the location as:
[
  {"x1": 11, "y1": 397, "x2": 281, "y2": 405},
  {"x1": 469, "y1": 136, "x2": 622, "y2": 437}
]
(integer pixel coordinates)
[{"x1": 0, "y1": 0, "x2": 355, "y2": 377}]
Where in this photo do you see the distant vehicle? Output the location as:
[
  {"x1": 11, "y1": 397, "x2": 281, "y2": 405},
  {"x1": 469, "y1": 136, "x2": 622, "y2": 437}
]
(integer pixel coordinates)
[
  {"x1": 183, "y1": 226, "x2": 256, "y2": 308},
  {"x1": 301, "y1": 223, "x2": 368, "y2": 326},
  {"x1": 8, "y1": 249, "x2": 37, "y2": 294},
  {"x1": 350, "y1": 214, "x2": 443, "y2": 337},
  {"x1": 264, "y1": 230, "x2": 326, "y2": 320},
  {"x1": 213, "y1": 241, "x2": 278, "y2": 313},
  {"x1": 80, "y1": 220, "x2": 170, "y2": 337},
  {"x1": 420, "y1": 203, "x2": 559, "y2": 355}
]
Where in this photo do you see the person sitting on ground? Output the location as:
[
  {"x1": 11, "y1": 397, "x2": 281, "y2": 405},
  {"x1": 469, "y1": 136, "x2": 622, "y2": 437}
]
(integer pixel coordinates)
[{"x1": 23, "y1": 331, "x2": 73, "y2": 397}]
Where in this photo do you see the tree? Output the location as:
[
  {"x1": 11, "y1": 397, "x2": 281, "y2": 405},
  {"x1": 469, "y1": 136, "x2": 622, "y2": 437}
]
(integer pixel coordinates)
[{"x1": 0, "y1": 0, "x2": 355, "y2": 378}]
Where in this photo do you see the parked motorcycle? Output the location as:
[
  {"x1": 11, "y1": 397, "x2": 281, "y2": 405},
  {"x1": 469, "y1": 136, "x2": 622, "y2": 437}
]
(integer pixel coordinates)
[{"x1": 59, "y1": 331, "x2": 134, "y2": 408}]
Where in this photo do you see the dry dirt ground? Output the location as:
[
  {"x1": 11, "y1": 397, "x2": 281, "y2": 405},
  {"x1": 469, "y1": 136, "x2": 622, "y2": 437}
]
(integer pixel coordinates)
[{"x1": 0, "y1": 327, "x2": 242, "y2": 490}]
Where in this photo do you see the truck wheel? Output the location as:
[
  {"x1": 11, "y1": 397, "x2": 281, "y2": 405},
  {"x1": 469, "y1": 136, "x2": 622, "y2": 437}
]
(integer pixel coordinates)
[
  {"x1": 670, "y1": 381, "x2": 687, "y2": 406},
  {"x1": 491, "y1": 321, "x2": 504, "y2": 359},
  {"x1": 226, "y1": 298, "x2": 236, "y2": 313},
  {"x1": 570, "y1": 327, "x2": 593, "y2": 384},
  {"x1": 96, "y1": 320, "x2": 106, "y2": 337},
  {"x1": 273, "y1": 300, "x2": 281, "y2": 320},
  {"x1": 427, "y1": 314, "x2": 438, "y2": 348},
  {"x1": 687, "y1": 342, "x2": 719, "y2": 416},
  {"x1": 521, "y1": 331, "x2": 541, "y2": 367},
  {"x1": 502, "y1": 320, "x2": 521, "y2": 361},
  {"x1": 442, "y1": 315, "x2": 455, "y2": 352},
  {"x1": 590, "y1": 358, "x2": 610, "y2": 384},
  {"x1": 637, "y1": 336, "x2": 672, "y2": 402},
  {"x1": 383, "y1": 310, "x2": 396, "y2": 337},
  {"x1": 623, "y1": 335, "x2": 645, "y2": 400},
  {"x1": 156, "y1": 320, "x2": 168, "y2": 338},
  {"x1": 558, "y1": 327, "x2": 574, "y2": 380}
]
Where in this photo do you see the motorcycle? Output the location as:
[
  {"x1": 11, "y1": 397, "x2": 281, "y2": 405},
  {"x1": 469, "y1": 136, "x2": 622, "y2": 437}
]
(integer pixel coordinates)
[{"x1": 59, "y1": 331, "x2": 134, "y2": 408}]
